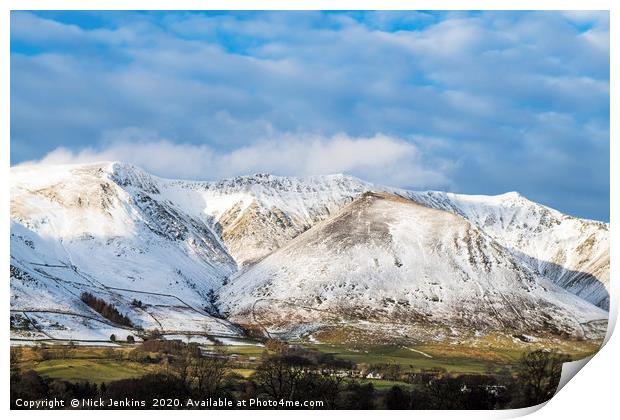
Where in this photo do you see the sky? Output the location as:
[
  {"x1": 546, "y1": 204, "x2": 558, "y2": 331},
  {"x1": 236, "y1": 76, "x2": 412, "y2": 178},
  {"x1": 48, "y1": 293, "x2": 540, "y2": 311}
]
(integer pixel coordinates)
[{"x1": 10, "y1": 10, "x2": 610, "y2": 221}]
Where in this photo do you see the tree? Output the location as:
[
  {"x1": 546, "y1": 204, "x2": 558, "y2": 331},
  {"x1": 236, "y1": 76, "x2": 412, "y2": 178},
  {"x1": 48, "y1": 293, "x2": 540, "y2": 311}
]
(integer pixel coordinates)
[
  {"x1": 80, "y1": 292, "x2": 133, "y2": 327},
  {"x1": 59, "y1": 344, "x2": 70, "y2": 358},
  {"x1": 295, "y1": 370, "x2": 343, "y2": 409},
  {"x1": 11, "y1": 370, "x2": 48, "y2": 408},
  {"x1": 104, "y1": 347, "x2": 116, "y2": 359},
  {"x1": 191, "y1": 347, "x2": 229, "y2": 396},
  {"x1": 144, "y1": 329, "x2": 162, "y2": 341},
  {"x1": 171, "y1": 349, "x2": 194, "y2": 390},
  {"x1": 10, "y1": 347, "x2": 22, "y2": 377},
  {"x1": 254, "y1": 354, "x2": 311, "y2": 400},
  {"x1": 110, "y1": 334, "x2": 116, "y2": 342},
  {"x1": 342, "y1": 382, "x2": 375, "y2": 409},
  {"x1": 516, "y1": 350, "x2": 570, "y2": 406},
  {"x1": 103, "y1": 373, "x2": 188, "y2": 406},
  {"x1": 385, "y1": 385, "x2": 411, "y2": 409},
  {"x1": 205, "y1": 289, "x2": 221, "y2": 317},
  {"x1": 126, "y1": 335, "x2": 135, "y2": 343},
  {"x1": 34, "y1": 344, "x2": 50, "y2": 361},
  {"x1": 265, "y1": 339, "x2": 289, "y2": 355},
  {"x1": 458, "y1": 374, "x2": 515, "y2": 409},
  {"x1": 426, "y1": 375, "x2": 466, "y2": 409}
]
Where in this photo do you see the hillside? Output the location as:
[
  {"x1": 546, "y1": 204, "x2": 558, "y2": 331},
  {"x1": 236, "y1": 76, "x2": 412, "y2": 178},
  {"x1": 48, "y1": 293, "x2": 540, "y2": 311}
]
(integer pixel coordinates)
[
  {"x1": 218, "y1": 192, "x2": 607, "y2": 340},
  {"x1": 10, "y1": 162, "x2": 609, "y2": 344}
]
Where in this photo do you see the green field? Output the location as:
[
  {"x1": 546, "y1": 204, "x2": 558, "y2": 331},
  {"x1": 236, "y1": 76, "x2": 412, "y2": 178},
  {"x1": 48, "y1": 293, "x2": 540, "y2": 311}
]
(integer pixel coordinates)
[
  {"x1": 303, "y1": 335, "x2": 601, "y2": 375},
  {"x1": 304, "y1": 343, "x2": 510, "y2": 374},
  {"x1": 13, "y1": 333, "x2": 600, "y2": 388},
  {"x1": 16, "y1": 345, "x2": 265, "y2": 384},
  {"x1": 356, "y1": 378, "x2": 416, "y2": 390},
  {"x1": 30, "y1": 359, "x2": 157, "y2": 383},
  {"x1": 213, "y1": 345, "x2": 265, "y2": 357},
  {"x1": 231, "y1": 368, "x2": 256, "y2": 378}
]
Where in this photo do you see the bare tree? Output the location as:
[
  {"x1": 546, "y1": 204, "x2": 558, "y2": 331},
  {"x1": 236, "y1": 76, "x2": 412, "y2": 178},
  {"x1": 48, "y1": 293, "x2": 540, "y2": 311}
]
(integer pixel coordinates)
[
  {"x1": 254, "y1": 354, "x2": 310, "y2": 400},
  {"x1": 265, "y1": 339, "x2": 289, "y2": 355},
  {"x1": 10, "y1": 346, "x2": 22, "y2": 376},
  {"x1": 516, "y1": 350, "x2": 570, "y2": 406},
  {"x1": 192, "y1": 346, "x2": 229, "y2": 396},
  {"x1": 171, "y1": 349, "x2": 193, "y2": 389}
]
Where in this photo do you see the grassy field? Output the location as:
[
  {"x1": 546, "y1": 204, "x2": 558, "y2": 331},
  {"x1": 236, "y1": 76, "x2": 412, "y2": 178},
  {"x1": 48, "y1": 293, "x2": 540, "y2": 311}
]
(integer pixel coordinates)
[
  {"x1": 303, "y1": 332, "x2": 602, "y2": 375},
  {"x1": 14, "y1": 344, "x2": 265, "y2": 384},
  {"x1": 213, "y1": 345, "x2": 265, "y2": 357},
  {"x1": 29, "y1": 359, "x2": 158, "y2": 383},
  {"x1": 12, "y1": 331, "x2": 602, "y2": 386},
  {"x1": 14, "y1": 345, "x2": 135, "y2": 363},
  {"x1": 231, "y1": 368, "x2": 256, "y2": 378},
  {"x1": 306, "y1": 343, "x2": 504, "y2": 374},
  {"x1": 355, "y1": 378, "x2": 415, "y2": 390}
]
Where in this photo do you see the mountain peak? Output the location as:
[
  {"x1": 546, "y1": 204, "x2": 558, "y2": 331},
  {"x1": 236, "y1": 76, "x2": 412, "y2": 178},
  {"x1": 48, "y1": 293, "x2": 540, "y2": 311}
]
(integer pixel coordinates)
[
  {"x1": 499, "y1": 191, "x2": 523, "y2": 199},
  {"x1": 219, "y1": 183, "x2": 607, "y2": 339},
  {"x1": 108, "y1": 161, "x2": 160, "y2": 193},
  {"x1": 10, "y1": 159, "x2": 610, "y2": 345}
]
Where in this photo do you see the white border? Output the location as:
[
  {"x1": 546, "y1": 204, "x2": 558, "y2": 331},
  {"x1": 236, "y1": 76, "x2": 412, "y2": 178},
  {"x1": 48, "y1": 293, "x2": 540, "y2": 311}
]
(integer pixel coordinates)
[{"x1": 2, "y1": 1, "x2": 617, "y2": 419}]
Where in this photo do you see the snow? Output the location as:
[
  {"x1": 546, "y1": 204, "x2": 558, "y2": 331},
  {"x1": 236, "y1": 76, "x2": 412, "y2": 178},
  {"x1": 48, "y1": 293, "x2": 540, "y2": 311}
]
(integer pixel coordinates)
[
  {"x1": 162, "y1": 334, "x2": 215, "y2": 345},
  {"x1": 12, "y1": 311, "x2": 137, "y2": 342},
  {"x1": 218, "y1": 192, "x2": 607, "y2": 339},
  {"x1": 10, "y1": 161, "x2": 610, "y2": 344},
  {"x1": 405, "y1": 348, "x2": 433, "y2": 358},
  {"x1": 405, "y1": 190, "x2": 610, "y2": 309}
]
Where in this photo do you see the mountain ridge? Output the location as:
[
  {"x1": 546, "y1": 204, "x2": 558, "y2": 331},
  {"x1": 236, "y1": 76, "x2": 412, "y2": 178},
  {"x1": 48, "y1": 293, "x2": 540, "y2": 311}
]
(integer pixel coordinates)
[
  {"x1": 217, "y1": 191, "x2": 607, "y2": 340},
  {"x1": 10, "y1": 161, "x2": 609, "y2": 344}
]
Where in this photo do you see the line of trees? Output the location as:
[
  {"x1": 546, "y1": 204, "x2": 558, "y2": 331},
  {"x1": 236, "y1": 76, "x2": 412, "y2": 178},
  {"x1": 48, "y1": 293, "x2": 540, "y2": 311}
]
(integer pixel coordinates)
[{"x1": 80, "y1": 292, "x2": 133, "y2": 327}]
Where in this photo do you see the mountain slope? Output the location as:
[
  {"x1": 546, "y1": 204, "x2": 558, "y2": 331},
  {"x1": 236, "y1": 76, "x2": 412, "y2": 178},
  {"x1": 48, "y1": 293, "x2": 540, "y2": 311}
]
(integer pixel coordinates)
[
  {"x1": 404, "y1": 191, "x2": 610, "y2": 309},
  {"x1": 218, "y1": 192, "x2": 607, "y2": 340},
  {"x1": 10, "y1": 161, "x2": 609, "y2": 343},
  {"x1": 10, "y1": 162, "x2": 241, "y2": 341},
  {"x1": 9, "y1": 162, "x2": 380, "y2": 342},
  {"x1": 162, "y1": 173, "x2": 373, "y2": 265},
  {"x1": 159, "y1": 172, "x2": 611, "y2": 312}
]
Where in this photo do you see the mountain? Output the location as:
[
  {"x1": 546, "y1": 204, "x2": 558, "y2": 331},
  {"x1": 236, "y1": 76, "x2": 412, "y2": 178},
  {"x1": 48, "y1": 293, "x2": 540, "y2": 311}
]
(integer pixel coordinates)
[
  {"x1": 10, "y1": 161, "x2": 609, "y2": 344},
  {"x1": 167, "y1": 172, "x2": 373, "y2": 265},
  {"x1": 403, "y1": 191, "x2": 610, "y2": 310},
  {"x1": 10, "y1": 162, "x2": 240, "y2": 343},
  {"x1": 218, "y1": 192, "x2": 607, "y2": 340}
]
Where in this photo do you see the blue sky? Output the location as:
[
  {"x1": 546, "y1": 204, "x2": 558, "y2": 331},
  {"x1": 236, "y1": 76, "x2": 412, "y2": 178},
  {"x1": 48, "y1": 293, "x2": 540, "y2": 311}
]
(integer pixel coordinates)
[{"x1": 10, "y1": 11, "x2": 610, "y2": 221}]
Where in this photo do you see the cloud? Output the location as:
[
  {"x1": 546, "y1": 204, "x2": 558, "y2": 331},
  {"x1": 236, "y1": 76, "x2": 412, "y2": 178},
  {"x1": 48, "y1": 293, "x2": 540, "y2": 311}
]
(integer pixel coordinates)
[
  {"x1": 10, "y1": 11, "x2": 610, "y2": 220},
  {"x1": 23, "y1": 131, "x2": 450, "y2": 189}
]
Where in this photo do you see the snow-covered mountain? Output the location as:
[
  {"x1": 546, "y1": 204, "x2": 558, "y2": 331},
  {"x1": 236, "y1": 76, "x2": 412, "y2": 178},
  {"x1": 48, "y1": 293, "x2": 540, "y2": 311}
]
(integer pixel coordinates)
[
  {"x1": 166, "y1": 172, "x2": 372, "y2": 265},
  {"x1": 10, "y1": 163, "x2": 242, "y2": 343},
  {"x1": 10, "y1": 162, "x2": 609, "y2": 344},
  {"x1": 403, "y1": 191, "x2": 610, "y2": 310},
  {"x1": 217, "y1": 192, "x2": 607, "y2": 340}
]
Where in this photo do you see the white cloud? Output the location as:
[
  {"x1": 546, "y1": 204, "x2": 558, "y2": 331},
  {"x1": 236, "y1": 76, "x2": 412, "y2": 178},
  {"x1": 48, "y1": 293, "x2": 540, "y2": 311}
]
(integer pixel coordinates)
[
  {"x1": 23, "y1": 132, "x2": 450, "y2": 189},
  {"x1": 10, "y1": 11, "x2": 609, "y2": 219}
]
